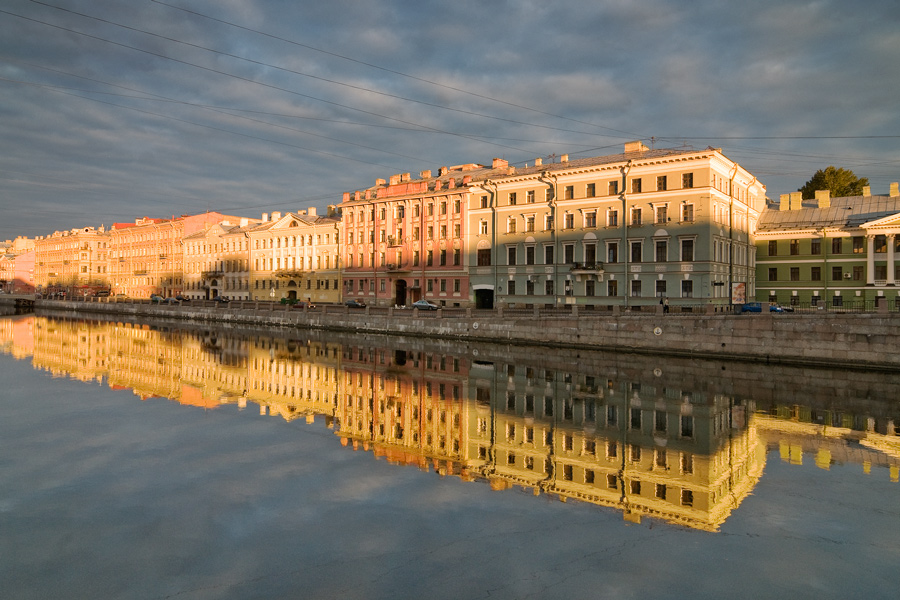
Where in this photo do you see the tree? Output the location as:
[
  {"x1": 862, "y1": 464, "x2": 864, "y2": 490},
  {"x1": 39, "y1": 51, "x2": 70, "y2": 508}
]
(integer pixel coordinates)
[{"x1": 799, "y1": 166, "x2": 869, "y2": 200}]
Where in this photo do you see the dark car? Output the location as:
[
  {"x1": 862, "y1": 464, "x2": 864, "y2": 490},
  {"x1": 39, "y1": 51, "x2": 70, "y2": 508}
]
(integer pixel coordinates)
[
  {"x1": 345, "y1": 299, "x2": 367, "y2": 308},
  {"x1": 291, "y1": 301, "x2": 316, "y2": 309},
  {"x1": 212, "y1": 296, "x2": 230, "y2": 304},
  {"x1": 175, "y1": 295, "x2": 190, "y2": 302},
  {"x1": 412, "y1": 299, "x2": 439, "y2": 311},
  {"x1": 741, "y1": 302, "x2": 786, "y2": 313},
  {"x1": 150, "y1": 294, "x2": 165, "y2": 303}
]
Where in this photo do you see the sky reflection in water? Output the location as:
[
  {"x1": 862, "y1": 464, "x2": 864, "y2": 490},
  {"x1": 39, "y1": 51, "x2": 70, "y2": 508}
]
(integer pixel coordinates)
[{"x1": 0, "y1": 314, "x2": 898, "y2": 600}]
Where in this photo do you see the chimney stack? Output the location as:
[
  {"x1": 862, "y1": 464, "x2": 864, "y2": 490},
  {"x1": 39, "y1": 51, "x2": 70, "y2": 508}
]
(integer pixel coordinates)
[
  {"x1": 420, "y1": 170, "x2": 432, "y2": 179},
  {"x1": 891, "y1": 182, "x2": 899, "y2": 197},
  {"x1": 789, "y1": 192, "x2": 803, "y2": 210},
  {"x1": 262, "y1": 213, "x2": 269, "y2": 222},
  {"x1": 779, "y1": 194, "x2": 790, "y2": 211},
  {"x1": 492, "y1": 158, "x2": 508, "y2": 169},
  {"x1": 862, "y1": 185, "x2": 871, "y2": 197},
  {"x1": 535, "y1": 158, "x2": 542, "y2": 167},
  {"x1": 271, "y1": 211, "x2": 281, "y2": 220},
  {"x1": 815, "y1": 190, "x2": 831, "y2": 209},
  {"x1": 307, "y1": 207, "x2": 317, "y2": 217},
  {"x1": 560, "y1": 154, "x2": 569, "y2": 163},
  {"x1": 376, "y1": 178, "x2": 386, "y2": 186}
]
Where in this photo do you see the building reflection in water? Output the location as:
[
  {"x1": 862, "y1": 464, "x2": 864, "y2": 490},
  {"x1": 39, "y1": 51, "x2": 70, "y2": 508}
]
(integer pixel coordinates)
[{"x1": 2, "y1": 314, "x2": 897, "y2": 531}]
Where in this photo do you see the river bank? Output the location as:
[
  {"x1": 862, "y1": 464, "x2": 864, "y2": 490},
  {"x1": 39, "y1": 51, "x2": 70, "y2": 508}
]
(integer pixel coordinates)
[{"x1": 5, "y1": 296, "x2": 898, "y2": 370}]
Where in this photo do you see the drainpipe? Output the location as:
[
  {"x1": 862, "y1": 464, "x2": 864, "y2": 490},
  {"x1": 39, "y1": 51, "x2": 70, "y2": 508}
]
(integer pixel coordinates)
[
  {"x1": 729, "y1": 165, "x2": 738, "y2": 307},
  {"x1": 539, "y1": 171, "x2": 559, "y2": 307},
  {"x1": 621, "y1": 160, "x2": 633, "y2": 310},
  {"x1": 483, "y1": 180, "x2": 499, "y2": 309}
]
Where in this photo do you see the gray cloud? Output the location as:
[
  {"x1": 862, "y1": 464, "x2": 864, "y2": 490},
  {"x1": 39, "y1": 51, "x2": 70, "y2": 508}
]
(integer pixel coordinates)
[{"x1": 1, "y1": 0, "x2": 899, "y2": 239}]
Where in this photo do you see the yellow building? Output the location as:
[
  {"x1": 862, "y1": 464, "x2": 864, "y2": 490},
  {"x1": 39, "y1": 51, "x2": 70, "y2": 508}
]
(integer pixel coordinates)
[
  {"x1": 33, "y1": 226, "x2": 109, "y2": 296},
  {"x1": 182, "y1": 218, "x2": 258, "y2": 300},
  {"x1": 247, "y1": 208, "x2": 343, "y2": 304}
]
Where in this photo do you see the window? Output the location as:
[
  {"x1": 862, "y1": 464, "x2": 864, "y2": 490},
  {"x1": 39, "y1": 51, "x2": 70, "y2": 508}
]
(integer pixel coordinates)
[
  {"x1": 509, "y1": 192, "x2": 517, "y2": 205},
  {"x1": 440, "y1": 250, "x2": 447, "y2": 266},
  {"x1": 544, "y1": 215, "x2": 554, "y2": 230},
  {"x1": 564, "y1": 244, "x2": 574, "y2": 264},
  {"x1": 608, "y1": 279, "x2": 618, "y2": 296},
  {"x1": 564, "y1": 213, "x2": 574, "y2": 229},
  {"x1": 657, "y1": 176, "x2": 667, "y2": 191},
  {"x1": 545, "y1": 189, "x2": 554, "y2": 202},
  {"x1": 682, "y1": 173, "x2": 693, "y2": 188},
  {"x1": 631, "y1": 207, "x2": 642, "y2": 226},
  {"x1": 525, "y1": 215, "x2": 535, "y2": 232},
  {"x1": 453, "y1": 249, "x2": 460, "y2": 265},
  {"x1": 426, "y1": 250, "x2": 433, "y2": 266},
  {"x1": 768, "y1": 268, "x2": 778, "y2": 281},
  {"x1": 853, "y1": 266, "x2": 864, "y2": 281},
  {"x1": 508, "y1": 279, "x2": 516, "y2": 295},
  {"x1": 507, "y1": 217, "x2": 517, "y2": 233},
  {"x1": 480, "y1": 196, "x2": 489, "y2": 208},
  {"x1": 681, "y1": 280, "x2": 693, "y2": 298},
  {"x1": 655, "y1": 280, "x2": 666, "y2": 297},
  {"x1": 655, "y1": 240, "x2": 668, "y2": 262},
  {"x1": 656, "y1": 205, "x2": 667, "y2": 223},
  {"x1": 526, "y1": 279, "x2": 535, "y2": 295},
  {"x1": 853, "y1": 237, "x2": 864, "y2": 253},
  {"x1": 586, "y1": 183, "x2": 595, "y2": 197},
  {"x1": 656, "y1": 484, "x2": 667, "y2": 500},
  {"x1": 811, "y1": 238, "x2": 821, "y2": 255},
  {"x1": 832, "y1": 266, "x2": 842, "y2": 281},
  {"x1": 768, "y1": 240, "x2": 778, "y2": 256},
  {"x1": 680, "y1": 415, "x2": 694, "y2": 438},
  {"x1": 507, "y1": 246, "x2": 517, "y2": 265},
  {"x1": 832, "y1": 238, "x2": 843, "y2": 254},
  {"x1": 477, "y1": 249, "x2": 491, "y2": 266},
  {"x1": 526, "y1": 246, "x2": 535, "y2": 265},
  {"x1": 790, "y1": 267, "x2": 800, "y2": 281},
  {"x1": 608, "y1": 209, "x2": 618, "y2": 227},
  {"x1": 564, "y1": 185, "x2": 574, "y2": 199},
  {"x1": 584, "y1": 243, "x2": 597, "y2": 264},
  {"x1": 526, "y1": 190, "x2": 535, "y2": 203},
  {"x1": 479, "y1": 220, "x2": 488, "y2": 235},
  {"x1": 585, "y1": 212, "x2": 597, "y2": 228},
  {"x1": 631, "y1": 178, "x2": 642, "y2": 193},
  {"x1": 609, "y1": 181, "x2": 619, "y2": 195},
  {"x1": 630, "y1": 280, "x2": 642, "y2": 297},
  {"x1": 630, "y1": 241, "x2": 642, "y2": 263},
  {"x1": 790, "y1": 239, "x2": 800, "y2": 255},
  {"x1": 681, "y1": 489, "x2": 694, "y2": 507},
  {"x1": 811, "y1": 266, "x2": 821, "y2": 281},
  {"x1": 607, "y1": 242, "x2": 619, "y2": 263},
  {"x1": 586, "y1": 280, "x2": 596, "y2": 296},
  {"x1": 545, "y1": 246, "x2": 554, "y2": 264},
  {"x1": 681, "y1": 239, "x2": 694, "y2": 262},
  {"x1": 545, "y1": 279, "x2": 554, "y2": 296},
  {"x1": 681, "y1": 204, "x2": 694, "y2": 222}
]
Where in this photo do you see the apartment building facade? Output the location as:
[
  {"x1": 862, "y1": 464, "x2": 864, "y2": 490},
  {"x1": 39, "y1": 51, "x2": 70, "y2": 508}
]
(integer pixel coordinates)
[
  {"x1": 754, "y1": 184, "x2": 900, "y2": 307},
  {"x1": 182, "y1": 218, "x2": 257, "y2": 300},
  {"x1": 247, "y1": 208, "x2": 342, "y2": 304},
  {"x1": 467, "y1": 142, "x2": 766, "y2": 309},
  {"x1": 33, "y1": 226, "x2": 109, "y2": 296}
]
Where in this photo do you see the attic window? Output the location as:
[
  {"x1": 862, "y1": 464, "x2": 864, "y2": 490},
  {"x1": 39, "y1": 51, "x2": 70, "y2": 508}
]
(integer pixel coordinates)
[{"x1": 289, "y1": 221, "x2": 298, "y2": 227}]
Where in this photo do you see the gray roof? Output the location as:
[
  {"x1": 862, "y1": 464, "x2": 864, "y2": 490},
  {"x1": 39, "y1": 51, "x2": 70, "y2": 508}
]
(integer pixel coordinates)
[{"x1": 757, "y1": 195, "x2": 900, "y2": 232}]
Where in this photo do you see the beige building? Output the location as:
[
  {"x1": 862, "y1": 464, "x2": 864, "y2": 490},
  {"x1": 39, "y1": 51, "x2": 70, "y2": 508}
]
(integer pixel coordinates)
[
  {"x1": 247, "y1": 208, "x2": 343, "y2": 303},
  {"x1": 33, "y1": 226, "x2": 109, "y2": 296},
  {"x1": 182, "y1": 217, "x2": 258, "y2": 300}
]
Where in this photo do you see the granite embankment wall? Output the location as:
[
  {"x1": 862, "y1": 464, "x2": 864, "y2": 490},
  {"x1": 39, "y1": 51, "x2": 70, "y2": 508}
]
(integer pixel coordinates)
[{"x1": 13, "y1": 298, "x2": 899, "y2": 370}]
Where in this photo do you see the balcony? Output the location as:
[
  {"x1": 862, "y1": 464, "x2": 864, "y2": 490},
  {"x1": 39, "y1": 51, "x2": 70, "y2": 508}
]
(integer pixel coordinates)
[
  {"x1": 387, "y1": 235, "x2": 402, "y2": 247},
  {"x1": 133, "y1": 270, "x2": 148, "y2": 275},
  {"x1": 275, "y1": 269, "x2": 306, "y2": 279},
  {"x1": 385, "y1": 263, "x2": 410, "y2": 273},
  {"x1": 201, "y1": 270, "x2": 224, "y2": 279},
  {"x1": 570, "y1": 262, "x2": 604, "y2": 274}
]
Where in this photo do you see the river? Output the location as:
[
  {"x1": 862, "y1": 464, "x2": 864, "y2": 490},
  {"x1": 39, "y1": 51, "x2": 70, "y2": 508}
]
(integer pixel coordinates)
[{"x1": 1, "y1": 313, "x2": 898, "y2": 599}]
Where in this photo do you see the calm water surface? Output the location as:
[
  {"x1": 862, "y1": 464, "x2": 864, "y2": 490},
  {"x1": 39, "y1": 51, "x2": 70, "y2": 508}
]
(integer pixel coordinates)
[{"x1": 1, "y1": 314, "x2": 898, "y2": 599}]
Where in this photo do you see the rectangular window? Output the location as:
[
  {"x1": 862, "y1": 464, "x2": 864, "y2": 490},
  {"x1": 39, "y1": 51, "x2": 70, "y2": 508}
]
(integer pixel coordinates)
[
  {"x1": 509, "y1": 192, "x2": 517, "y2": 205},
  {"x1": 656, "y1": 205, "x2": 667, "y2": 223},
  {"x1": 508, "y1": 279, "x2": 516, "y2": 295},
  {"x1": 564, "y1": 213, "x2": 574, "y2": 229},
  {"x1": 426, "y1": 250, "x2": 433, "y2": 266},
  {"x1": 586, "y1": 183, "x2": 595, "y2": 197},
  {"x1": 768, "y1": 240, "x2": 778, "y2": 256},
  {"x1": 545, "y1": 188, "x2": 554, "y2": 202},
  {"x1": 630, "y1": 279, "x2": 642, "y2": 297},
  {"x1": 811, "y1": 238, "x2": 821, "y2": 255},
  {"x1": 585, "y1": 212, "x2": 597, "y2": 228},
  {"x1": 657, "y1": 176, "x2": 667, "y2": 191},
  {"x1": 608, "y1": 279, "x2": 618, "y2": 296},
  {"x1": 526, "y1": 246, "x2": 535, "y2": 265},
  {"x1": 768, "y1": 268, "x2": 778, "y2": 281},
  {"x1": 480, "y1": 196, "x2": 489, "y2": 208},
  {"x1": 655, "y1": 240, "x2": 667, "y2": 262},
  {"x1": 479, "y1": 220, "x2": 488, "y2": 235},
  {"x1": 853, "y1": 237, "x2": 865, "y2": 253},
  {"x1": 790, "y1": 267, "x2": 800, "y2": 281},
  {"x1": 453, "y1": 249, "x2": 460, "y2": 265},
  {"x1": 454, "y1": 279, "x2": 460, "y2": 293},
  {"x1": 439, "y1": 250, "x2": 447, "y2": 266},
  {"x1": 545, "y1": 279, "x2": 554, "y2": 296},
  {"x1": 525, "y1": 215, "x2": 535, "y2": 232},
  {"x1": 563, "y1": 244, "x2": 574, "y2": 264},
  {"x1": 811, "y1": 266, "x2": 821, "y2": 281},
  {"x1": 832, "y1": 266, "x2": 842, "y2": 281},
  {"x1": 526, "y1": 190, "x2": 535, "y2": 203},
  {"x1": 681, "y1": 416, "x2": 694, "y2": 438},
  {"x1": 853, "y1": 266, "x2": 864, "y2": 281},
  {"x1": 564, "y1": 185, "x2": 574, "y2": 200},
  {"x1": 682, "y1": 204, "x2": 694, "y2": 222},
  {"x1": 681, "y1": 280, "x2": 693, "y2": 298},
  {"x1": 584, "y1": 243, "x2": 597, "y2": 264},
  {"x1": 681, "y1": 239, "x2": 694, "y2": 262},
  {"x1": 655, "y1": 280, "x2": 666, "y2": 297},
  {"x1": 631, "y1": 178, "x2": 642, "y2": 193},
  {"x1": 507, "y1": 218, "x2": 517, "y2": 233},
  {"x1": 507, "y1": 246, "x2": 517, "y2": 265},
  {"x1": 608, "y1": 209, "x2": 618, "y2": 227},
  {"x1": 832, "y1": 238, "x2": 843, "y2": 254},
  {"x1": 607, "y1": 242, "x2": 619, "y2": 263},
  {"x1": 545, "y1": 246, "x2": 554, "y2": 264},
  {"x1": 790, "y1": 239, "x2": 800, "y2": 255},
  {"x1": 545, "y1": 215, "x2": 554, "y2": 230},
  {"x1": 630, "y1": 241, "x2": 642, "y2": 263},
  {"x1": 631, "y1": 207, "x2": 642, "y2": 226},
  {"x1": 585, "y1": 280, "x2": 595, "y2": 296},
  {"x1": 682, "y1": 173, "x2": 693, "y2": 189},
  {"x1": 477, "y1": 249, "x2": 491, "y2": 266},
  {"x1": 609, "y1": 181, "x2": 619, "y2": 195}
]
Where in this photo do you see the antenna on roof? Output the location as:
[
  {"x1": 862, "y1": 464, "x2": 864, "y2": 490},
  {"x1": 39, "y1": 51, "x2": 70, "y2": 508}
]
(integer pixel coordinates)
[{"x1": 650, "y1": 136, "x2": 656, "y2": 149}]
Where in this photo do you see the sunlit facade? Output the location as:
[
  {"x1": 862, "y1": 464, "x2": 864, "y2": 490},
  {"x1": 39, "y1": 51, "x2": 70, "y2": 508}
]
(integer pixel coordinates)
[
  {"x1": 182, "y1": 218, "x2": 257, "y2": 300},
  {"x1": 33, "y1": 226, "x2": 109, "y2": 296}
]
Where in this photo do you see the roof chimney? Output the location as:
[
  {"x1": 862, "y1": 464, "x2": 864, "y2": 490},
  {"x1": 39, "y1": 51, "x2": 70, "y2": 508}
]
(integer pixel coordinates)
[
  {"x1": 815, "y1": 190, "x2": 831, "y2": 209},
  {"x1": 342, "y1": 192, "x2": 350, "y2": 202},
  {"x1": 401, "y1": 172, "x2": 411, "y2": 182},
  {"x1": 240, "y1": 217, "x2": 248, "y2": 227},
  {"x1": 891, "y1": 182, "x2": 899, "y2": 197},
  {"x1": 307, "y1": 207, "x2": 317, "y2": 217},
  {"x1": 560, "y1": 154, "x2": 569, "y2": 163},
  {"x1": 439, "y1": 166, "x2": 449, "y2": 176},
  {"x1": 420, "y1": 170, "x2": 432, "y2": 179},
  {"x1": 262, "y1": 213, "x2": 269, "y2": 222},
  {"x1": 789, "y1": 192, "x2": 803, "y2": 210},
  {"x1": 271, "y1": 211, "x2": 281, "y2": 221},
  {"x1": 624, "y1": 140, "x2": 649, "y2": 153},
  {"x1": 389, "y1": 174, "x2": 401, "y2": 185},
  {"x1": 492, "y1": 158, "x2": 508, "y2": 169},
  {"x1": 376, "y1": 178, "x2": 386, "y2": 186},
  {"x1": 779, "y1": 194, "x2": 790, "y2": 211},
  {"x1": 535, "y1": 157, "x2": 542, "y2": 167},
  {"x1": 862, "y1": 185, "x2": 871, "y2": 197}
]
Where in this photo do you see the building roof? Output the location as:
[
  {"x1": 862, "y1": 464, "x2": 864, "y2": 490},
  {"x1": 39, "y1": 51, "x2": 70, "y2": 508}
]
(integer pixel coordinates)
[{"x1": 757, "y1": 195, "x2": 900, "y2": 232}]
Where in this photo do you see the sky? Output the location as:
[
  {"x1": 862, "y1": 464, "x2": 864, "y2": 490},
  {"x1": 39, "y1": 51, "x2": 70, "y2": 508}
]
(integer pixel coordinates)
[{"x1": 1, "y1": 0, "x2": 899, "y2": 241}]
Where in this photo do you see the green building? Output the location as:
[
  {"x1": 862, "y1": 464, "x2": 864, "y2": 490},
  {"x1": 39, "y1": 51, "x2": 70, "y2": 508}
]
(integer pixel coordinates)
[{"x1": 754, "y1": 185, "x2": 900, "y2": 309}]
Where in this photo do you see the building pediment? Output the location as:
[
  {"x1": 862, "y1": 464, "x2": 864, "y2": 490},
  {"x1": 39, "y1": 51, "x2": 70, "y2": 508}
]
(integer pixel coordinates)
[{"x1": 861, "y1": 212, "x2": 900, "y2": 231}]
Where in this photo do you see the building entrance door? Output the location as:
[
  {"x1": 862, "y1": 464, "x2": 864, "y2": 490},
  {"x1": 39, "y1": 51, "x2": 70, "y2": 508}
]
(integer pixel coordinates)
[
  {"x1": 395, "y1": 279, "x2": 408, "y2": 306},
  {"x1": 475, "y1": 289, "x2": 494, "y2": 309}
]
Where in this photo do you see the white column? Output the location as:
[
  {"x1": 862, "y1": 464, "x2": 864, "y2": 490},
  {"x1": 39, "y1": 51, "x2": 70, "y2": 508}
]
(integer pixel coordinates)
[
  {"x1": 866, "y1": 235, "x2": 875, "y2": 285},
  {"x1": 888, "y1": 234, "x2": 896, "y2": 285}
]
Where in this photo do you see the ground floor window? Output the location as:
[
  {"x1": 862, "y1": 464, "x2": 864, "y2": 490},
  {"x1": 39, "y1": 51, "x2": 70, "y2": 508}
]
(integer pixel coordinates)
[{"x1": 681, "y1": 280, "x2": 693, "y2": 298}]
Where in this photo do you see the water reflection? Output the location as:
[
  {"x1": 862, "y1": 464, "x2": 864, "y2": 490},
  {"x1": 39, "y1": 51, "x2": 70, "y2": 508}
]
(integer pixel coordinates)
[{"x1": 2, "y1": 314, "x2": 897, "y2": 532}]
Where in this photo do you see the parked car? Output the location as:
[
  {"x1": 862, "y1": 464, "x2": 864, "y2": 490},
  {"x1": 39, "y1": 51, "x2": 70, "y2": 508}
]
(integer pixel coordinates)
[
  {"x1": 212, "y1": 296, "x2": 230, "y2": 304},
  {"x1": 291, "y1": 301, "x2": 315, "y2": 309},
  {"x1": 175, "y1": 295, "x2": 190, "y2": 302},
  {"x1": 150, "y1": 294, "x2": 165, "y2": 303},
  {"x1": 741, "y1": 302, "x2": 787, "y2": 313},
  {"x1": 345, "y1": 299, "x2": 367, "y2": 308},
  {"x1": 412, "y1": 299, "x2": 439, "y2": 311}
]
